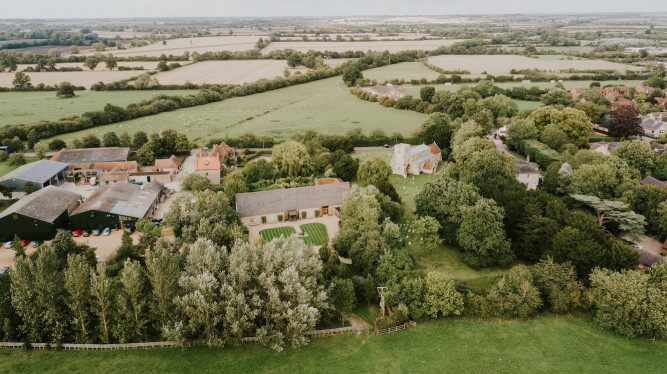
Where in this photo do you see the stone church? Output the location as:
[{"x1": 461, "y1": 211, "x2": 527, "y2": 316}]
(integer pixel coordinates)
[{"x1": 390, "y1": 143, "x2": 442, "y2": 178}]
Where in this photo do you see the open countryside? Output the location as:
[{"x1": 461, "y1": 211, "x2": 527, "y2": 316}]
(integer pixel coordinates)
[
  {"x1": 0, "y1": 8, "x2": 666, "y2": 374},
  {"x1": 40, "y1": 77, "x2": 428, "y2": 145}
]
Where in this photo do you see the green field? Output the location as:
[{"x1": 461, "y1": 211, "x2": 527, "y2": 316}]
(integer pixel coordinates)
[
  {"x1": 1, "y1": 316, "x2": 664, "y2": 373},
  {"x1": 0, "y1": 90, "x2": 196, "y2": 126},
  {"x1": 40, "y1": 78, "x2": 428, "y2": 146},
  {"x1": 389, "y1": 172, "x2": 442, "y2": 212},
  {"x1": 259, "y1": 226, "x2": 297, "y2": 242},
  {"x1": 0, "y1": 157, "x2": 40, "y2": 178},
  {"x1": 260, "y1": 223, "x2": 329, "y2": 245},
  {"x1": 363, "y1": 62, "x2": 441, "y2": 82},
  {"x1": 515, "y1": 100, "x2": 543, "y2": 111},
  {"x1": 299, "y1": 223, "x2": 329, "y2": 245}
]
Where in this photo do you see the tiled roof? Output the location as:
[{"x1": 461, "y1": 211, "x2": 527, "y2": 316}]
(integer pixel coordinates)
[
  {"x1": 155, "y1": 155, "x2": 181, "y2": 170},
  {"x1": 236, "y1": 182, "x2": 350, "y2": 217},
  {"x1": 195, "y1": 156, "x2": 220, "y2": 171},
  {"x1": 315, "y1": 178, "x2": 343, "y2": 186},
  {"x1": 428, "y1": 142, "x2": 441, "y2": 155}
]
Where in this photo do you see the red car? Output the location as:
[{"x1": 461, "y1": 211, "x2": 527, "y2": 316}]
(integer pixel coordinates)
[
  {"x1": 72, "y1": 230, "x2": 83, "y2": 237},
  {"x1": 21, "y1": 240, "x2": 29, "y2": 247}
]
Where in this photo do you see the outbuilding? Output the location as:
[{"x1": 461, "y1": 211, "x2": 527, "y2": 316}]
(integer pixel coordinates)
[
  {"x1": 0, "y1": 186, "x2": 82, "y2": 241},
  {"x1": 0, "y1": 160, "x2": 70, "y2": 191},
  {"x1": 69, "y1": 181, "x2": 163, "y2": 230}
]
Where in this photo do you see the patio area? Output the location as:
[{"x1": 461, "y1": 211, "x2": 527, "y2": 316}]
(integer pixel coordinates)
[{"x1": 247, "y1": 215, "x2": 340, "y2": 249}]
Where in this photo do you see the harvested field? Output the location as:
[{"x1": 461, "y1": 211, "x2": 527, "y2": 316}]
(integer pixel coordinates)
[
  {"x1": 81, "y1": 36, "x2": 262, "y2": 58},
  {"x1": 40, "y1": 77, "x2": 427, "y2": 145},
  {"x1": 426, "y1": 55, "x2": 643, "y2": 75},
  {"x1": 0, "y1": 70, "x2": 142, "y2": 88},
  {"x1": 153, "y1": 60, "x2": 306, "y2": 85},
  {"x1": 363, "y1": 62, "x2": 440, "y2": 82},
  {"x1": 323, "y1": 58, "x2": 353, "y2": 68},
  {"x1": 16, "y1": 61, "x2": 161, "y2": 72},
  {"x1": 261, "y1": 39, "x2": 466, "y2": 54},
  {"x1": 0, "y1": 89, "x2": 195, "y2": 126}
]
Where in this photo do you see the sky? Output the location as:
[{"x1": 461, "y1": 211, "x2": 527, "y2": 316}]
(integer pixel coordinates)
[{"x1": 1, "y1": 0, "x2": 666, "y2": 18}]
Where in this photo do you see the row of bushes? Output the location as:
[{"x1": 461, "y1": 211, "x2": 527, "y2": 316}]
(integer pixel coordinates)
[
  {"x1": 0, "y1": 68, "x2": 340, "y2": 143},
  {"x1": 0, "y1": 83, "x2": 86, "y2": 93},
  {"x1": 518, "y1": 139, "x2": 561, "y2": 169}
]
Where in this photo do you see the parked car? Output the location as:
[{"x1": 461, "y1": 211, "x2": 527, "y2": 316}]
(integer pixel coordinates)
[
  {"x1": 82, "y1": 230, "x2": 90, "y2": 237},
  {"x1": 4, "y1": 242, "x2": 11, "y2": 249},
  {"x1": 102, "y1": 227, "x2": 111, "y2": 236},
  {"x1": 151, "y1": 218, "x2": 163, "y2": 225},
  {"x1": 95, "y1": 256, "x2": 100, "y2": 262},
  {"x1": 383, "y1": 144, "x2": 391, "y2": 148},
  {"x1": 125, "y1": 227, "x2": 134, "y2": 234},
  {"x1": 21, "y1": 240, "x2": 29, "y2": 247},
  {"x1": 32, "y1": 240, "x2": 42, "y2": 248},
  {"x1": 92, "y1": 229, "x2": 100, "y2": 236},
  {"x1": 72, "y1": 230, "x2": 83, "y2": 237},
  {"x1": 0, "y1": 267, "x2": 9, "y2": 275}
]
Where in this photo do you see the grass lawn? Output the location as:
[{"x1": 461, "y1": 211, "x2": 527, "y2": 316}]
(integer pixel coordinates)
[
  {"x1": 0, "y1": 90, "x2": 195, "y2": 126},
  {"x1": 299, "y1": 223, "x2": 328, "y2": 245},
  {"x1": 259, "y1": 226, "x2": 296, "y2": 242},
  {"x1": 353, "y1": 303, "x2": 382, "y2": 325},
  {"x1": 515, "y1": 99, "x2": 543, "y2": 112},
  {"x1": 389, "y1": 172, "x2": 441, "y2": 212},
  {"x1": 2, "y1": 316, "x2": 665, "y2": 373},
  {"x1": 0, "y1": 157, "x2": 40, "y2": 178},
  {"x1": 259, "y1": 224, "x2": 329, "y2": 246},
  {"x1": 40, "y1": 77, "x2": 427, "y2": 146}
]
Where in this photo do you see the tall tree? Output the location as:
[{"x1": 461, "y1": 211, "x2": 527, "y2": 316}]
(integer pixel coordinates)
[
  {"x1": 64, "y1": 254, "x2": 91, "y2": 343},
  {"x1": 412, "y1": 216, "x2": 441, "y2": 257},
  {"x1": 90, "y1": 263, "x2": 112, "y2": 343},
  {"x1": 114, "y1": 259, "x2": 149, "y2": 342},
  {"x1": 12, "y1": 72, "x2": 32, "y2": 90},
  {"x1": 608, "y1": 105, "x2": 642, "y2": 138},
  {"x1": 571, "y1": 194, "x2": 646, "y2": 240},
  {"x1": 330, "y1": 278, "x2": 356, "y2": 325},
  {"x1": 145, "y1": 242, "x2": 181, "y2": 331}
]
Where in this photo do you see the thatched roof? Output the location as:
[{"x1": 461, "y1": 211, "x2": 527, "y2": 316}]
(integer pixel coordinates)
[
  {"x1": 236, "y1": 182, "x2": 350, "y2": 217},
  {"x1": 0, "y1": 186, "x2": 81, "y2": 223}
]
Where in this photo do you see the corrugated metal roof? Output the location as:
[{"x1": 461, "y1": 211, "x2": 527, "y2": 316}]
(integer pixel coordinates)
[
  {"x1": 52, "y1": 147, "x2": 130, "y2": 164},
  {"x1": 236, "y1": 182, "x2": 350, "y2": 217},
  {"x1": 0, "y1": 185, "x2": 81, "y2": 223},
  {"x1": 72, "y1": 182, "x2": 159, "y2": 220},
  {"x1": 0, "y1": 160, "x2": 69, "y2": 184}
]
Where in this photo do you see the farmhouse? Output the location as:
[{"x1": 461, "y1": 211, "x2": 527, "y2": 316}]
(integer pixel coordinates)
[
  {"x1": 194, "y1": 155, "x2": 221, "y2": 185},
  {"x1": 640, "y1": 113, "x2": 667, "y2": 137},
  {"x1": 391, "y1": 143, "x2": 442, "y2": 178},
  {"x1": 360, "y1": 84, "x2": 406, "y2": 100},
  {"x1": 514, "y1": 159, "x2": 542, "y2": 190},
  {"x1": 69, "y1": 181, "x2": 163, "y2": 230},
  {"x1": 0, "y1": 186, "x2": 81, "y2": 241},
  {"x1": 236, "y1": 182, "x2": 350, "y2": 226},
  {"x1": 0, "y1": 160, "x2": 69, "y2": 191},
  {"x1": 154, "y1": 155, "x2": 181, "y2": 172},
  {"x1": 588, "y1": 141, "x2": 618, "y2": 156}
]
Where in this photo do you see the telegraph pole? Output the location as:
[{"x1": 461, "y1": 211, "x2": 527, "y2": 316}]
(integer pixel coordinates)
[{"x1": 377, "y1": 286, "x2": 388, "y2": 316}]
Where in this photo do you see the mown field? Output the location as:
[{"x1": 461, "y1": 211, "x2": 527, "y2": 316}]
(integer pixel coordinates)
[
  {"x1": 362, "y1": 62, "x2": 441, "y2": 82},
  {"x1": 260, "y1": 39, "x2": 465, "y2": 54},
  {"x1": 0, "y1": 90, "x2": 196, "y2": 126},
  {"x1": 40, "y1": 77, "x2": 428, "y2": 145},
  {"x1": 153, "y1": 60, "x2": 307, "y2": 85},
  {"x1": 259, "y1": 227, "x2": 296, "y2": 242},
  {"x1": 1, "y1": 316, "x2": 664, "y2": 373},
  {"x1": 426, "y1": 54, "x2": 643, "y2": 75},
  {"x1": 80, "y1": 35, "x2": 262, "y2": 57},
  {"x1": 0, "y1": 71, "x2": 144, "y2": 89}
]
